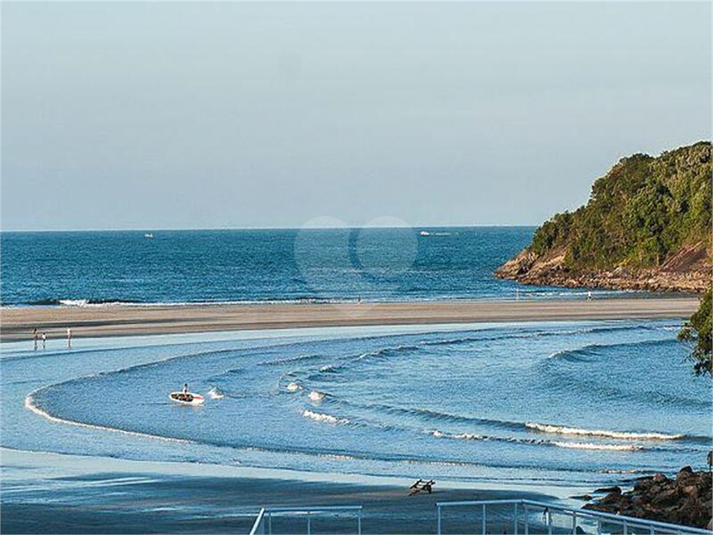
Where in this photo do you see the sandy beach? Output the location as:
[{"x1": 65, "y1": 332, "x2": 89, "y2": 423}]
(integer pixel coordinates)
[{"x1": 0, "y1": 297, "x2": 699, "y2": 343}]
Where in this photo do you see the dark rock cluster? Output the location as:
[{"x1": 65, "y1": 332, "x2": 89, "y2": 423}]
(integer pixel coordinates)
[{"x1": 584, "y1": 467, "x2": 713, "y2": 529}]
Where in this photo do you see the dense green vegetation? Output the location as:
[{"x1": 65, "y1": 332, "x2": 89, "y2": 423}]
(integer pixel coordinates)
[
  {"x1": 679, "y1": 289, "x2": 712, "y2": 375},
  {"x1": 529, "y1": 142, "x2": 712, "y2": 270}
]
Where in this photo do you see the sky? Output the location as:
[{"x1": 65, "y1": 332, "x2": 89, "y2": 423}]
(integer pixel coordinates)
[{"x1": 1, "y1": 2, "x2": 711, "y2": 231}]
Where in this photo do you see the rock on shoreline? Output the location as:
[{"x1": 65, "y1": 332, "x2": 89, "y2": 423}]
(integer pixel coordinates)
[
  {"x1": 495, "y1": 240, "x2": 711, "y2": 293},
  {"x1": 584, "y1": 467, "x2": 713, "y2": 529}
]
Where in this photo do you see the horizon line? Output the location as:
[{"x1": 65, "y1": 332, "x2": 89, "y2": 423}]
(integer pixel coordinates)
[{"x1": 0, "y1": 224, "x2": 539, "y2": 233}]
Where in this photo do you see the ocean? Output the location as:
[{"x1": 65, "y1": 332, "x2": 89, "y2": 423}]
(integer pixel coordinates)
[
  {"x1": 4, "y1": 321, "x2": 710, "y2": 493},
  {"x1": 1, "y1": 226, "x2": 709, "y2": 504},
  {"x1": 0, "y1": 227, "x2": 627, "y2": 307}
]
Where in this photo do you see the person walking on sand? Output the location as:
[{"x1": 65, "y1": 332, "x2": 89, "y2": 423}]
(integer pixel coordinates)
[
  {"x1": 33, "y1": 328, "x2": 39, "y2": 351},
  {"x1": 67, "y1": 327, "x2": 72, "y2": 349},
  {"x1": 42, "y1": 332, "x2": 47, "y2": 350}
]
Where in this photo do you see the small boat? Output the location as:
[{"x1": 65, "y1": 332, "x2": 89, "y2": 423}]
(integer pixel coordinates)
[
  {"x1": 144, "y1": 233, "x2": 155, "y2": 239},
  {"x1": 169, "y1": 391, "x2": 205, "y2": 405},
  {"x1": 419, "y1": 231, "x2": 430, "y2": 236}
]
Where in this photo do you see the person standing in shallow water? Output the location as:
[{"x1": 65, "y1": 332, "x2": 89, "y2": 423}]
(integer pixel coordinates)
[
  {"x1": 66, "y1": 327, "x2": 72, "y2": 349},
  {"x1": 42, "y1": 332, "x2": 47, "y2": 350}
]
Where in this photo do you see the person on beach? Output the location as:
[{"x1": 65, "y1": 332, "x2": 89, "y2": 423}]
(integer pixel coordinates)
[
  {"x1": 66, "y1": 327, "x2": 72, "y2": 349},
  {"x1": 33, "y1": 329, "x2": 38, "y2": 351},
  {"x1": 42, "y1": 332, "x2": 47, "y2": 350}
]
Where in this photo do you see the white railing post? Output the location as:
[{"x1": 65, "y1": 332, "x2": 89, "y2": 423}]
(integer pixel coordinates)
[
  {"x1": 482, "y1": 503, "x2": 486, "y2": 535},
  {"x1": 437, "y1": 505, "x2": 442, "y2": 535},
  {"x1": 572, "y1": 511, "x2": 577, "y2": 534},
  {"x1": 306, "y1": 511, "x2": 311, "y2": 535},
  {"x1": 547, "y1": 509, "x2": 553, "y2": 535},
  {"x1": 249, "y1": 508, "x2": 266, "y2": 535},
  {"x1": 268, "y1": 512, "x2": 272, "y2": 535},
  {"x1": 524, "y1": 503, "x2": 529, "y2": 535},
  {"x1": 358, "y1": 509, "x2": 362, "y2": 535},
  {"x1": 623, "y1": 519, "x2": 628, "y2": 535},
  {"x1": 514, "y1": 502, "x2": 519, "y2": 535}
]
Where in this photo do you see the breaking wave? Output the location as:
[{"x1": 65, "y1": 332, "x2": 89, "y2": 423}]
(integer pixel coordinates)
[
  {"x1": 308, "y1": 390, "x2": 326, "y2": 402},
  {"x1": 551, "y1": 441, "x2": 642, "y2": 452},
  {"x1": 25, "y1": 392, "x2": 195, "y2": 445},
  {"x1": 526, "y1": 422, "x2": 684, "y2": 441},
  {"x1": 302, "y1": 410, "x2": 349, "y2": 425},
  {"x1": 208, "y1": 387, "x2": 225, "y2": 399}
]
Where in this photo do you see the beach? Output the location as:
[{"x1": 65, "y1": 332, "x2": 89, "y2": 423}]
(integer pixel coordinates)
[
  {"x1": 0, "y1": 290, "x2": 707, "y2": 535},
  {"x1": 0, "y1": 297, "x2": 699, "y2": 342},
  {"x1": 2, "y1": 301, "x2": 709, "y2": 534},
  {"x1": 1, "y1": 448, "x2": 556, "y2": 534}
]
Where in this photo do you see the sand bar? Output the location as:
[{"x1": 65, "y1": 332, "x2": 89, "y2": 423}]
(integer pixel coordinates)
[{"x1": 0, "y1": 297, "x2": 699, "y2": 342}]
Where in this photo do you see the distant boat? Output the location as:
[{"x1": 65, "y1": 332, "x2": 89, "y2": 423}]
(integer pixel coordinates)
[
  {"x1": 144, "y1": 233, "x2": 155, "y2": 239},
  {"x1": 420, "y1": 231, "x2": 430, "y2": 236}
]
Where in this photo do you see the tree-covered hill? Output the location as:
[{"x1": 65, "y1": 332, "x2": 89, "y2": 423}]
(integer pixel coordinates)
[{"x1": 496, "y1": 141, "x2": 712, "y2": 292}]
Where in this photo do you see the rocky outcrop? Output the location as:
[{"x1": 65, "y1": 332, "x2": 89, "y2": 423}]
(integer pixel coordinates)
[
  {"x1": 495, "y1": 243, "x2": 711, "y2": 293},
  {"x1": 496, "y1": 141, "x2": 712, "y2": 294},
  {"x1": 584, "y1": 467, "x2": 713, "y2": 529}
]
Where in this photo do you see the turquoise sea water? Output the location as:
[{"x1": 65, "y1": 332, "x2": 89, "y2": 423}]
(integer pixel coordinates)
[
  {"x1": 3, "y1": 321, "x2": 710, "y2": 492},
  {"x1": 1, "y1": 227, "x2": 709, "y2": 496},
  {"x1": 1, "y1": 227, "x2": 629, "y2": 306}
]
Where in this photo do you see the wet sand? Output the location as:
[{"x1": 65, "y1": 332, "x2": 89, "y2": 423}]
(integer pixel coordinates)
[
  {"x1": 1, "y1": 449, "x2": 557, "y2": 534},
  {"x1": 0, "y1": 297, "x2": 698, "y2": 342}
]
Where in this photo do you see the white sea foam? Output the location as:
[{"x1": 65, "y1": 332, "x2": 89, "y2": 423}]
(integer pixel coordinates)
[
  {"x1": 59, "y1": 299, "x2": 91, "y2": 307},
  {"x1": 25, "y1": 392, "x2": 194, "y2": 444},
  {"x1": 286, "y1": 382, "x2": 302, "y2": 392},
  {"x1": 208, "y1": 387, "x2": 224, "y2": 399},
  {"x1": 302, "y1": 409, "x2": 348, "y2": 425},
  {"x1": 430, "y1": 430, "x2": 484, "y2": 440},
  {"x1": 526, "y1": 422, "x2": 683, "y2": 441},
  {"x1": 308, "y1": 390, "x2": 326, "y2": 402},
  {"x1": 551, "y1": 441, "x2": 642, "y2": 452},
  {"x1": 453, "y1": 432, "x2": 484, "y2": 440}
]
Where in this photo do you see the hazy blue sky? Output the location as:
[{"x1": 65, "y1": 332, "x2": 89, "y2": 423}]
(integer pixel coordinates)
[{"x1": 2, "y1": 2, "x2": 711, "y2": 231}]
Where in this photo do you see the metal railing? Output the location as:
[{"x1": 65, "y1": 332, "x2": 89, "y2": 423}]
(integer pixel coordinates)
[
  {"x1": 436, "y1": 499, "x2": 713, "y2": 535},
  {"x1": 249, "y1": 505, "x2": 362, "y2": 535}
]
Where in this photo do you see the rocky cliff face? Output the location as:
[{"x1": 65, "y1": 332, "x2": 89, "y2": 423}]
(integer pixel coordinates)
[
  {"x1": 496, "y1": 142, "x2": 712, "y2": 293},
  {"x1": 496, "y1": 242, "x2": 711, "y2": 292}
]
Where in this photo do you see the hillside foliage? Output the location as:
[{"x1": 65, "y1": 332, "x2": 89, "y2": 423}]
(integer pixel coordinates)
[
  {"x1": 679, "y1": 289, "x2": 712, "y2": 375},
  {"x1": 529, "y1": 142, "x2": 712, "y2": 270}
]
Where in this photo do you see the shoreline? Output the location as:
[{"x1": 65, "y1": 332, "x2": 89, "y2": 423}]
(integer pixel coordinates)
[
  {"x1": 0, "y1": 448, "x2": 561, "y2": 534},
  {"x1": 0, "y1": 297, "x2": 699, "y2": 342}
]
